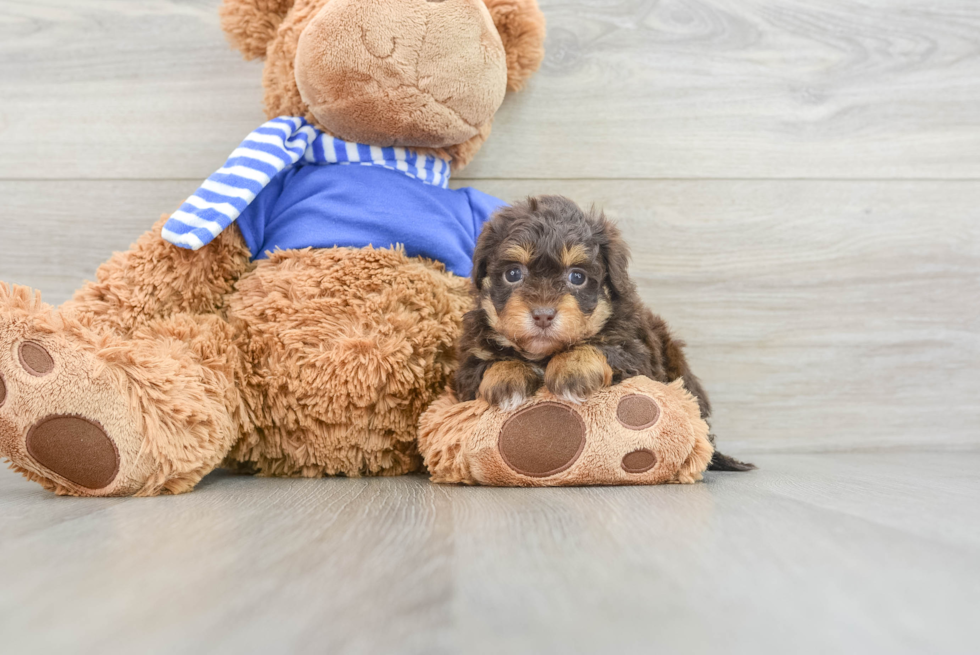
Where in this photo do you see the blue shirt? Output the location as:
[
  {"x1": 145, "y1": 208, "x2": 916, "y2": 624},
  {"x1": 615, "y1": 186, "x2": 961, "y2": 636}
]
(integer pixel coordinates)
[{"x1": 234, "y1": 163, "x2": 504, "y2": 278}]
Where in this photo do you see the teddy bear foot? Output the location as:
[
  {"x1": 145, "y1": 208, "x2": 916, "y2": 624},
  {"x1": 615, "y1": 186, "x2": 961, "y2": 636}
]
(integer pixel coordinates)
[
  {"x1": 493, "y1": 384, "x2": 710, "y2": 485},
  {"x1": 0, "y1": 286, "x2": 153, "y2": 496},
  {"x1": 420, "y1": 376, "x2": 716, "y2": 486}
]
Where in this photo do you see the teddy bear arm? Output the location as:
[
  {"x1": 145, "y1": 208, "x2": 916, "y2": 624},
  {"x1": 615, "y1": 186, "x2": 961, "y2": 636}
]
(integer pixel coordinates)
[
  {"x1": 64, "y1": 217, "x2": 253, "y2": 336},
  {"x1": 220, "y1": 0, "x2": 298, "y2": 60}
]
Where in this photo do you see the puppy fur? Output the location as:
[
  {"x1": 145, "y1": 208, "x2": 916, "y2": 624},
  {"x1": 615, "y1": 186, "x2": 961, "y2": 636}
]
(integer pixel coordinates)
[{"x1": 455, "y1": 195, "x2": 753, "y2": 472}]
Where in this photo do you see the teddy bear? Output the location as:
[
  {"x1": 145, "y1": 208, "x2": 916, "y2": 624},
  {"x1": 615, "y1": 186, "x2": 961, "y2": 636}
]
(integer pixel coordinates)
[{"x1": 0, "y1": 0, "x2": 547, "y2": 496}]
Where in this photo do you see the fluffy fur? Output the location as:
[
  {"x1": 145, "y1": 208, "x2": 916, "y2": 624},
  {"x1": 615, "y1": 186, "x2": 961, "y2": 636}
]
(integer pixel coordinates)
[{"x1": 454, "y1": 195, "x2": 754, "y2": 472}]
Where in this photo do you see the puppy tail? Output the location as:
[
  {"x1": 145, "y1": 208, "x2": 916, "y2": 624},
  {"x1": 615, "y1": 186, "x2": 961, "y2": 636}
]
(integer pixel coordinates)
[{"x1": 708, "y1": 450, "x2": 756, "y2": 472}]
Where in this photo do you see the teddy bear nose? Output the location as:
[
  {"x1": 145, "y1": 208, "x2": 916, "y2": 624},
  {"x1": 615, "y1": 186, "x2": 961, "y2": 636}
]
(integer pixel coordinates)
[{"x1": 532, "y1": 308, "x2": 556, "y2": 329}]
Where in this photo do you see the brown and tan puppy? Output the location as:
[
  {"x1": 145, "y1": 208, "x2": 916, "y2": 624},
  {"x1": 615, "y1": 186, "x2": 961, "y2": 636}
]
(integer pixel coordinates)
[{"x1": 454, "y1": 195, "x2": 753, "y2": 471}]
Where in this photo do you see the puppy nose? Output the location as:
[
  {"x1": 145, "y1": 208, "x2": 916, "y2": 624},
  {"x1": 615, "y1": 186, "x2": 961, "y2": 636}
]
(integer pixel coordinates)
[{"x1": 532, "y1": 307, "x2": 556, "y2": 329}]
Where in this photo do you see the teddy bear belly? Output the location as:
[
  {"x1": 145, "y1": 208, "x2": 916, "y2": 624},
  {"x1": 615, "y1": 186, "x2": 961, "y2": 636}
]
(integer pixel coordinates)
[{"x1": 222, "y1": 243, "x2": 471, "y2": 477}]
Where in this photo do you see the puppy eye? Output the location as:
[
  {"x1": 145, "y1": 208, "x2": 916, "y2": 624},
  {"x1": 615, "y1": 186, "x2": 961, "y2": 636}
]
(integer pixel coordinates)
[
  {"x1": 504, "y1": 266, "x2": 525, "y2": 284},
  {"x1": 567, "y1": 269, "x2": 587, "y2": 287}
]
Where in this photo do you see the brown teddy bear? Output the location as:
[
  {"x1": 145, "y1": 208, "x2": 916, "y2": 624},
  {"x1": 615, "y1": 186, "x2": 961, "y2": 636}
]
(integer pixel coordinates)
[{"x1": 0, "y1": 0, "x2": 546, "y2": 496}]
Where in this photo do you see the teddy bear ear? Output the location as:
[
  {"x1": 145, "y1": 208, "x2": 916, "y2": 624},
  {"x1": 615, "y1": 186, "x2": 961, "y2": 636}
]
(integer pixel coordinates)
[
  {"x1": 482, "y1": 0, "x2": 547, "y2": 92},
  {"x1": 219, "y1": 0, "x2": 297, "y2": 60}
]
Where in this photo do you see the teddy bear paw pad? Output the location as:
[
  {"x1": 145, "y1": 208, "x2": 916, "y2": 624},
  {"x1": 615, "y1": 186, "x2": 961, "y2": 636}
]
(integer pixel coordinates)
[
  {"x1": 25, "y1": 415, "x2": 119, "y2": 489},
  {"x1": 622, "y1": 448, "x2": 657, "y2": 474},
  {"x1": 19, "y1": 341, "x2": 55, "y2": 377},
  {"x1": 498, "y1": 402, "x2": 586, "y2": 477},
  {"x1": 616, "y1": 394, "x2": 661, "y2": 430}
]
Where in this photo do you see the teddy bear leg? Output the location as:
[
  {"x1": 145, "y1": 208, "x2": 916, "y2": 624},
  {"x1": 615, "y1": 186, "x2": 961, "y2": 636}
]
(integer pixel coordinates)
[
  {"x1": 0, "y1": 294, "x2": 247, "y2": 496},
  {"x1": 0, "y1": 215, "x2": 254, "y2": 495}
]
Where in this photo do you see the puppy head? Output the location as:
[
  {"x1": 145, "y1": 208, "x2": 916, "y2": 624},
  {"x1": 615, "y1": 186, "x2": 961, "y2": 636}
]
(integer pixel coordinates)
[{"x1": 472, "y1": 195, "x2": 634, "y2": 358}]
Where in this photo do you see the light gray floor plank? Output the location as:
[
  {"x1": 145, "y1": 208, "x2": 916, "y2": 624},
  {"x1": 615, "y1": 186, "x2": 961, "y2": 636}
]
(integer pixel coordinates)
[
  {"x1": 2, "y1": 0, "x2": 980, "y2": 179},
  {"x1": 2, "y1": 179, "x2": 976, "y2": 451},
  {"x1": 0, "y1": 453, "x2": 978, "y2": 654}
]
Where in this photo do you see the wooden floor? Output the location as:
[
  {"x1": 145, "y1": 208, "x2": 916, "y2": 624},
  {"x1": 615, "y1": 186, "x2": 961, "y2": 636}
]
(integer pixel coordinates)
[
  {"x1": 0, "y1": 453, "x2": 977, "y2": 654},
  {"x1": 1, "y1": 1, "x2": 979, "y2": 653}
]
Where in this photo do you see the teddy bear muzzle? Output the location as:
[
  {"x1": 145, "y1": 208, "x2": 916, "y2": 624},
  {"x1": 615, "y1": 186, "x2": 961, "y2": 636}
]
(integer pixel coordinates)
[{"x1": 294, "y1": 0, "x2": 508, "y2": 148}]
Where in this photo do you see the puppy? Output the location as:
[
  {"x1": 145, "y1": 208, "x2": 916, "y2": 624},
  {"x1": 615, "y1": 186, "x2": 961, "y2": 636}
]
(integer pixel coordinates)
[{"x1": 454, "y1": 195, "x2": 753, "y2": 472}]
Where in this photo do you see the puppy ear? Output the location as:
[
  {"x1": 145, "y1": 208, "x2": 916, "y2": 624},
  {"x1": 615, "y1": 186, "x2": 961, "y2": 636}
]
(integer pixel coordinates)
[
  {"x1": 472, "y1": 219, "x2": 501, "y2": 292},
  {"x1": 597, "y1": 212, "x2": 634, "y2": 301},
  {"x1": 472, "y1": 201, "x2": 525, "y2": 290},
  {"x1": 472, "y1": 240, "x2": 491, "y2": 292},
  {"x1": 219, "y1": 0, "x2": 297, "y2": 60},
  {"x1": 482, "y1": 0, "x2": 547, "y2": 92}
]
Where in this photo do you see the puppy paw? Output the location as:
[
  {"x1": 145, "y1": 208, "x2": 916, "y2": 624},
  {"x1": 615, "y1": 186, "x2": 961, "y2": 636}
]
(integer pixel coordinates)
[
  {"x1": 478, "y1": 360, "x2": 543, "y2": 409},
  {"x1": 545, "y1": 345, "x2": 613, "y2": 403}
]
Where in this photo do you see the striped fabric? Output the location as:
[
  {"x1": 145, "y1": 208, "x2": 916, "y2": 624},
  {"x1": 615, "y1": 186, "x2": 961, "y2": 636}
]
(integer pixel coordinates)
[{"x1": 162, "y1": 116, "x2": 452, "y2": 250}]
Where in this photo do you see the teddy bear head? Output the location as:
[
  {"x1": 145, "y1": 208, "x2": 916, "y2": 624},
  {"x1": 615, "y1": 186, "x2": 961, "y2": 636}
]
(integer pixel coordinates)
[{"x1": 220, "y1": 0, "x2": 546, "y2": 170}]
